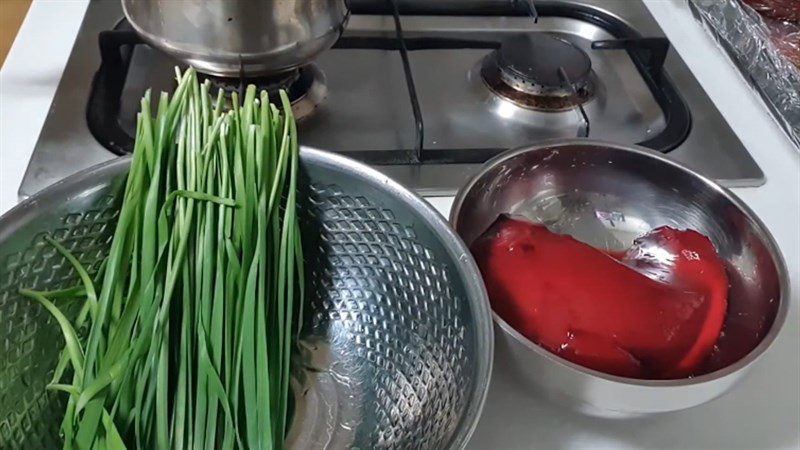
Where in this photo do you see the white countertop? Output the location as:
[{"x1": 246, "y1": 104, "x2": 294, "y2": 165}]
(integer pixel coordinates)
[{"x1": 1, "y1": 0, "x2": 798, "y2": 449}]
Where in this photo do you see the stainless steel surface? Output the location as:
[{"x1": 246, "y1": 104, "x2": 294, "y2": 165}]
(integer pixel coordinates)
[
  {"x1": 0, "y1": 149, "x2": 493, "y2": 449},
  {"x1": 19, "y1": 0, "x2": 765, "y2": 200},
  {"x1": 450, "y1": 140, "x2": 788, "y2": 417},
  {"x1": 121, "y1": 0, "x2": 350, "y2": 77},
  {"x1": 113, "y1": 15, "x2": 662, "y2": 151}
]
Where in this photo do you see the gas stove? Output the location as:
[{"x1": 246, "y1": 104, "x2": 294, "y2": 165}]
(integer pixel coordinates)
[{"x1": 19, "y1": 0, "x2": 764, "y2": 199}]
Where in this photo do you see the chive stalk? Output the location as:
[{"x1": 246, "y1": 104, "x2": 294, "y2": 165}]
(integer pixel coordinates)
[{"x1": 23, "y1": 67, "x2": 303, "y2": 450}]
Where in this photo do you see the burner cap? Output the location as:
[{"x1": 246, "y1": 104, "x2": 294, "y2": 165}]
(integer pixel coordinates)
[
  {"x1": 198, "y1": 68, "x2": 314, "y2": 103},
  {"x1": 496, "y1": 33, "x2": 592, "y2": 96},
  {"x1": 480, "y1": 33, "x2": 595, "y2": 111},
  {"x1": 195, "y1": 66, "x2": 327, "y2": 121}
]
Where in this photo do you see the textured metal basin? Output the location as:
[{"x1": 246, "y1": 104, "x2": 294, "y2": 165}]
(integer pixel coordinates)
[{"x1": 0, "y1": 148, "x2": 493, "y2": 449}]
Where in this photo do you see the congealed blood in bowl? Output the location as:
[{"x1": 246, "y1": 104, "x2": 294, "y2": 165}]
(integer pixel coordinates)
[{"x1": 471, "y1": 215, "x2": 728, "y2": 379}]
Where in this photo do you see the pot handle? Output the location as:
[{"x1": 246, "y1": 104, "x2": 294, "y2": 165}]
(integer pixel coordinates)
[{"x1": 86, "y1": 28, "x2": 142, "y2": 156}]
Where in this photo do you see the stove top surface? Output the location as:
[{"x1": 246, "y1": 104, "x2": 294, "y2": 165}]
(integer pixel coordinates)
[{"x1": 19, "y1": 0, "x2": 764, "y2": 199}]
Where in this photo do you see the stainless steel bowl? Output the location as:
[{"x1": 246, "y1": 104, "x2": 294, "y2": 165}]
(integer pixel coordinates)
[
  {"x1": 0, "y1": 148, "x2": 493, "y2": 449},
  {"x1": 450, "y1": 139, "x2": 788, "y2": 417},
  {"x1": 122, "y1": 0, "x2": 350, "y2": 77}
]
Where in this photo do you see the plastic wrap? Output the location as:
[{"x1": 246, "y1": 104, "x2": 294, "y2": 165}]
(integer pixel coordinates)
[
  {"x1": 743, "y1": 0, "x2": 800, "y2": 68},
  {"x1": 768, "y1": 18, "x2": 800, "y2": 68},
  {"x1": 742, "y1": 0, "x2": 800, "y2": 22},
  {"x1": 688, "y1": 0, "x2": 800, "y2": 149}
]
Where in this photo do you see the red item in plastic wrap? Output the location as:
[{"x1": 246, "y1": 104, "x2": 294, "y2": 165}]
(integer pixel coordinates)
[
  {"x1": 773, "y1": 33, "x2": 800, "y2": 67},
  {"x1": 742, "y1": 0, "x2": 800, "y2": 22},
  {"x1": 743, "y1": 0, "x2": 800, "y2": 68},
  {"x1": 471, "y1": 215, "x2": 729, "y2": 379},
  {"x1": 771, "y1": 24, "x2": 800, "y2": 68}
]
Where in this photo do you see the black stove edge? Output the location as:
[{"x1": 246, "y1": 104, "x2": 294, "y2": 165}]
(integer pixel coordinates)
[
  {"x1": 349, "y1": 0, "x2": 548, "y2": 16},
  {"x1": 84, "y1": 1, "x2": 691, "y2": 164}
]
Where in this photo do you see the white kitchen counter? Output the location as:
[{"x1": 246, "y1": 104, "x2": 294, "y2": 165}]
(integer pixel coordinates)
[{"x1": 0, "y1": 0, "x2": 797, "y2": 449}]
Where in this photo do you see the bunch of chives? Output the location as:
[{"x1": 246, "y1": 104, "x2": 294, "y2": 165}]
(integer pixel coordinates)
[{"x1": 20, "y1": 67, "x2": 303, "y2": 450}]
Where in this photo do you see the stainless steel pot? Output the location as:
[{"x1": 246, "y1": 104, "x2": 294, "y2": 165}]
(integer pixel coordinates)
[
  {"x1": 450, "y1": 139, "x2": 789, "y2": 417},
  {"x1": 122, "y1": 0, "x2": 350, "y2": 77}
]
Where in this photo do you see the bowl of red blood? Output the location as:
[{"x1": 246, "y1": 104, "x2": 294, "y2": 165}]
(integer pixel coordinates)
[{"x1": 450, "y1": 140, "x2": 788, "y2": 417}]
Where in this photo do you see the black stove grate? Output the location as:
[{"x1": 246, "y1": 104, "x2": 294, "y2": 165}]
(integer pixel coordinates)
[{"x1": 86, "y1": 1, "x2": 691, "y2": 164}]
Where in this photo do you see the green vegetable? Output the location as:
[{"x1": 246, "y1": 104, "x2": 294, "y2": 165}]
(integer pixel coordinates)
[{"x1": 22, "y1": 67, "x2": 303, "y2": 450}]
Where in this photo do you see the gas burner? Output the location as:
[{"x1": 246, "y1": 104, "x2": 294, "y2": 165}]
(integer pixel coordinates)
[
  {"x1": 481, "y1": 33, "x2": 595, "y2": 111},
  {"x1": 199, "y1": 69, "x2": 301, "y2": 97},
  {"x1": 197, "y1": 65, "x2": 327, "y2": 121}
]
